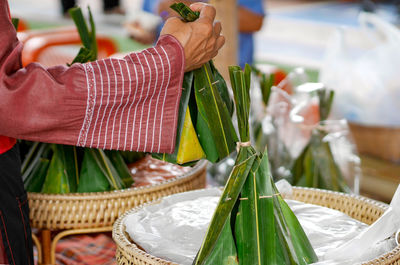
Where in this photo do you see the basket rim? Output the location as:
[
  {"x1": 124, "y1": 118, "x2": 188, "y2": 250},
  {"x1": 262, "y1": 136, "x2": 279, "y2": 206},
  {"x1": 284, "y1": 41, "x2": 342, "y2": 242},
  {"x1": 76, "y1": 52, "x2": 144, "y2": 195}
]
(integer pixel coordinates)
[
  {"x1": 112, "y1": 187, "x2": 396, "y2": 265},
  {"x1": 27, "y1": 159, "x2": 208, "y2": 200}
]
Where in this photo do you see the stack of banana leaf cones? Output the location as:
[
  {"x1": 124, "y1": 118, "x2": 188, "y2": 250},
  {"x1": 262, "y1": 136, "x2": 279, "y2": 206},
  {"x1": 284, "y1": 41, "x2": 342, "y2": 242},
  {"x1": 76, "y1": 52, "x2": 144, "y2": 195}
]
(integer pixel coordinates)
[
  {"x1": 22, "y1": 7, "x2": 139, "y2": 194},
  {"x1": 192, "y1": 65, "x2": 318, "y2": 265},
  {"x1": 153, "y1": 3, "x2": 237, "y2": 165}
]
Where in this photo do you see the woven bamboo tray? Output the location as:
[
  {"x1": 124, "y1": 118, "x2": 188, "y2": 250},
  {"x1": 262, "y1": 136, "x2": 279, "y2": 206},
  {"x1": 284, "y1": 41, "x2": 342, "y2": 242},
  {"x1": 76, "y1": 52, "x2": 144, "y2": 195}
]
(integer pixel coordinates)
[
  {"x1": 28, "y1": 160, "x2": 207, "y2": 230},
  {"x1": 113, "y1": 187, "x2": 400, "y2": 265}
]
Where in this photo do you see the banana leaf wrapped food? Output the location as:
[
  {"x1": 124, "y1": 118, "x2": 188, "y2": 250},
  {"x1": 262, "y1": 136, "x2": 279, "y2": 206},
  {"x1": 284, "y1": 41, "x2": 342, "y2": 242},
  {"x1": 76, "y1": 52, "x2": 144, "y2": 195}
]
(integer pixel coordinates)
[
  {"x1": 291, "y1": 89, "x2": 353, "y2": 193},
  {"x1": 193, "y1": 65, "x2": 317, "y2": 265},
  {"x1": 251, "y1": 66, "x2": 357, "y2": 193},
  {"x1": 153, "y1": 3, "x2": 238, "y2": 165}
]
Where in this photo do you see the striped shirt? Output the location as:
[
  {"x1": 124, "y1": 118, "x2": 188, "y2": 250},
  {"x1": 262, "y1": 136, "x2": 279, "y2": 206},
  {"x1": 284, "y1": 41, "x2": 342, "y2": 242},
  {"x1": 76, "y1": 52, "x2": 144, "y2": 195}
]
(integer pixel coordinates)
[{"x1": 0, "y1": 0, "x2": 185, "y2": 154}]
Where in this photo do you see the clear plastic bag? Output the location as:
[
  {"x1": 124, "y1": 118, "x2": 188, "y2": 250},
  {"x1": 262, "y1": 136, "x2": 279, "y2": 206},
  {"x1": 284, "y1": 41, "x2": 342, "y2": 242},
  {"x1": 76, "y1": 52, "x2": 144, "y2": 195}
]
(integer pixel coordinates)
[
  {"x1": 251, "y1": 69, "x2": 360, "y2": 193},
  {"x1": 319, "y1": 12, "x2": 400, "y2": 127}
]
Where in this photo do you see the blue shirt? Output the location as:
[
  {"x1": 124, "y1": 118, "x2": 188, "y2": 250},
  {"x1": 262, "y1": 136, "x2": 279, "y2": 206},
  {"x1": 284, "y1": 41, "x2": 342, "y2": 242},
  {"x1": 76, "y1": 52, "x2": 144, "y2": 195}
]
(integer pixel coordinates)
[
  {"x1": 238, "y1": 0, "x2": 265, "y2": 67},
  {"x1": 143, "y1": 0, "x2": 265, "y2": 68}
]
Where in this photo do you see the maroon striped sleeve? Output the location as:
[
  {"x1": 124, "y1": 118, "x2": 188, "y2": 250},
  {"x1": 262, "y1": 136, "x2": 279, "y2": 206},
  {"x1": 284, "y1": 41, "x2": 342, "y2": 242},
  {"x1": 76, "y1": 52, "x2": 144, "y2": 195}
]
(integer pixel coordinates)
[
  {"x1": 0, "y1": 5, "x2": 184, "y2": 154},
  {"x1": 0, "y1": 0, "x2": 184, "y2": 153},
  {"x1": 78, "y1": 34, "x2": 185, "y2": 153}
]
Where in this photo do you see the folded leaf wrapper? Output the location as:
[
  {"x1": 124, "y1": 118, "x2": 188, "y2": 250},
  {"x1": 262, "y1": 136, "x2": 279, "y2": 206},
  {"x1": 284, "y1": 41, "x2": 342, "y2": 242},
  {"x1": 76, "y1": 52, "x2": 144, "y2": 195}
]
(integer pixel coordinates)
[{"x1": 193, "y1": 64, "x2": 317, "y2": 265}]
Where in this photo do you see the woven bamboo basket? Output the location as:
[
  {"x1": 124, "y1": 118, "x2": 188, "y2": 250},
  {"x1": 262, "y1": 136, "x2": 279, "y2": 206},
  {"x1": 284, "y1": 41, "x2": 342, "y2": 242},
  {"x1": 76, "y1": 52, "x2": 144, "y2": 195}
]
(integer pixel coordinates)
[
  {"x1": 349, "y1": 122, "x2": 400, "y2": 163},
  {"x1": 113, "y1": 187, "x2": 400, "y2": 265},
  {"x1": 28, "y1": 160, "x2": 207, "y2": 230}
]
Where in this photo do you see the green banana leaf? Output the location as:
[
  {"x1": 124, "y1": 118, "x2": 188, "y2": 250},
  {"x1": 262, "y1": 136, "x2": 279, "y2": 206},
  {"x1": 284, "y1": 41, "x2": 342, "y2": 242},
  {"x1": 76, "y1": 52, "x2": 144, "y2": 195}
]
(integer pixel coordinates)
[
  {"x1": 69, "y1": 7, "x2": 97, "y2": 64},
  {"x1": 194, "y1": 63, "x2": 238, "y2": 159},
  {"x1": 203, "y1": 216, "x2": 238, "y2": 265},
  {"x1": 104, "y1": 150, "x2": 134, "y2": 187},
  {"x1": 235, "y1": 156, "x2": 263, "y2": 265},
  {"x1": 276, "y1": 193, "x2": 318, "y2": 264},
  {"x1": 24, "y1": 158, "x2": 50, "y2": 192},
  {"x1": 78, "y1": 149, "x2": 125, "y2": 193},
  {"x1": 41, "y1": 145, "x2": 79, "y2": 194},
  {"x1": 170, "y1": 2, "x2": 200, "y2": 22},
  {"x1": 193, "y1": 149, "x2": 256, "y2": 265},
  {"x1": 210, "y1": 61, "x2": 234, "y2": 116},
  {"x1": 235, "y1": 148, "x2": 318, "y2": 265},
  {"x1": 229, "y1": 65, "x2": 251, "y2": 142},
  {"x1": 22, "y1": 142, "x2": 50, "y2": 181},
  {"x1": 196, "y1": 112, "x2": 219, "y2": 163}
]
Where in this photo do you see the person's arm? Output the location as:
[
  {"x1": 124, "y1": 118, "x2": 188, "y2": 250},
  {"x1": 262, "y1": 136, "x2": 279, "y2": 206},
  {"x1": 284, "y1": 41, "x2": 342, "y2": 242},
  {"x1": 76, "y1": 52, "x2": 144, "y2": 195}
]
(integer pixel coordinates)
[
  {"x1": 238, "y1": 6, "x2": 264, "y2": 33},
  {"x1": 0, "y1": 1, "x2": 223, "y2": 153}
]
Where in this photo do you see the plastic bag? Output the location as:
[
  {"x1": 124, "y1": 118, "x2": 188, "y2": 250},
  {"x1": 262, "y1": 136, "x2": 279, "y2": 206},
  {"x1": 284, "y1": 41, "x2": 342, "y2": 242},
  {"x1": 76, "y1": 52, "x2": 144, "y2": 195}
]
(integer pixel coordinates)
[
  {"x1": 250, "y1": 69, "x2": 360, "y2": 193},
  {"x1": 324, "y1": 184, "x2": 400, "y2": 263},
  {"x1": 319, "y1": 12, "x2": 400, "y2": 126}
]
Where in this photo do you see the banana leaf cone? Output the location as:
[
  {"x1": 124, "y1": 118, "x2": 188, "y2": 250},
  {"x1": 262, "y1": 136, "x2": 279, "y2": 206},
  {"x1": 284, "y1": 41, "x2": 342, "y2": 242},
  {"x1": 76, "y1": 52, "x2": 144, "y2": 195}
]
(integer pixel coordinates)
[
  {"x1": 77, "y1": 149, "x2": 125, "y2": 193},
  {"x1": 168, "y1": 3, "x2": 238, "y2": 164},
  {"x1": 194, "y1": 64, "x2": 317, "y2": 265},
  {"x1": 291, "y1": 89, "x2": 351, "y2": 193},
  {"x1": 235, "y1": 148, "x2": 318, "y2": 265},
  {"x1": 193, "y1": 149, "x2": 256, "y2": 265},
  {"x1": 41, "y1": 144, "x2": 79, "y2": 194},
  {"x1": 193, "y1": 65, "x2": 256, "y2": 265}
]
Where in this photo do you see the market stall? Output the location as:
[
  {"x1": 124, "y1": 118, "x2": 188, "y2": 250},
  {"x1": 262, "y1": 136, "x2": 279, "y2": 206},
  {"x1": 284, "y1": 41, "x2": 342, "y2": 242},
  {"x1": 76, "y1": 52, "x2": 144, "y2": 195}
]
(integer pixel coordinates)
[{"x1": 2, "y1": 0, "x2": 400, "y2": 264}]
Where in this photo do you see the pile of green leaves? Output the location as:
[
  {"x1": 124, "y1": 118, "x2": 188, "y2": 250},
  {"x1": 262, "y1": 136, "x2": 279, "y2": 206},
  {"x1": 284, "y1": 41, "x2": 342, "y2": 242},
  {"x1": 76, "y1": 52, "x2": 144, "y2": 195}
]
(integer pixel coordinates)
[
  {"x1": 153, "y1": 3, "x2": 237, "y2": 165},
  {"x1": 193, "y1": 65, "x2": 317, "y2": 265},
  {"x1": 23, "y1": 143, "x2": 135, "y2": 193},
  {"x1": 22, "y1": 7, "x2": 143, "y2": 194},
  {"x1": 291, "y1": 89, "x2": 351, "y2": 192}
]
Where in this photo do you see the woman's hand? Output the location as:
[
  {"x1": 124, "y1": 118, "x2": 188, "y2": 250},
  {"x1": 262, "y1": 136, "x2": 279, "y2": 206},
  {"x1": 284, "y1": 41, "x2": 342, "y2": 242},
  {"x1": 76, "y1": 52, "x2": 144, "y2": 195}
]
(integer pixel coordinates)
[{"x1": 160, "y1": 3, "x2": 225, "y2": 72}]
